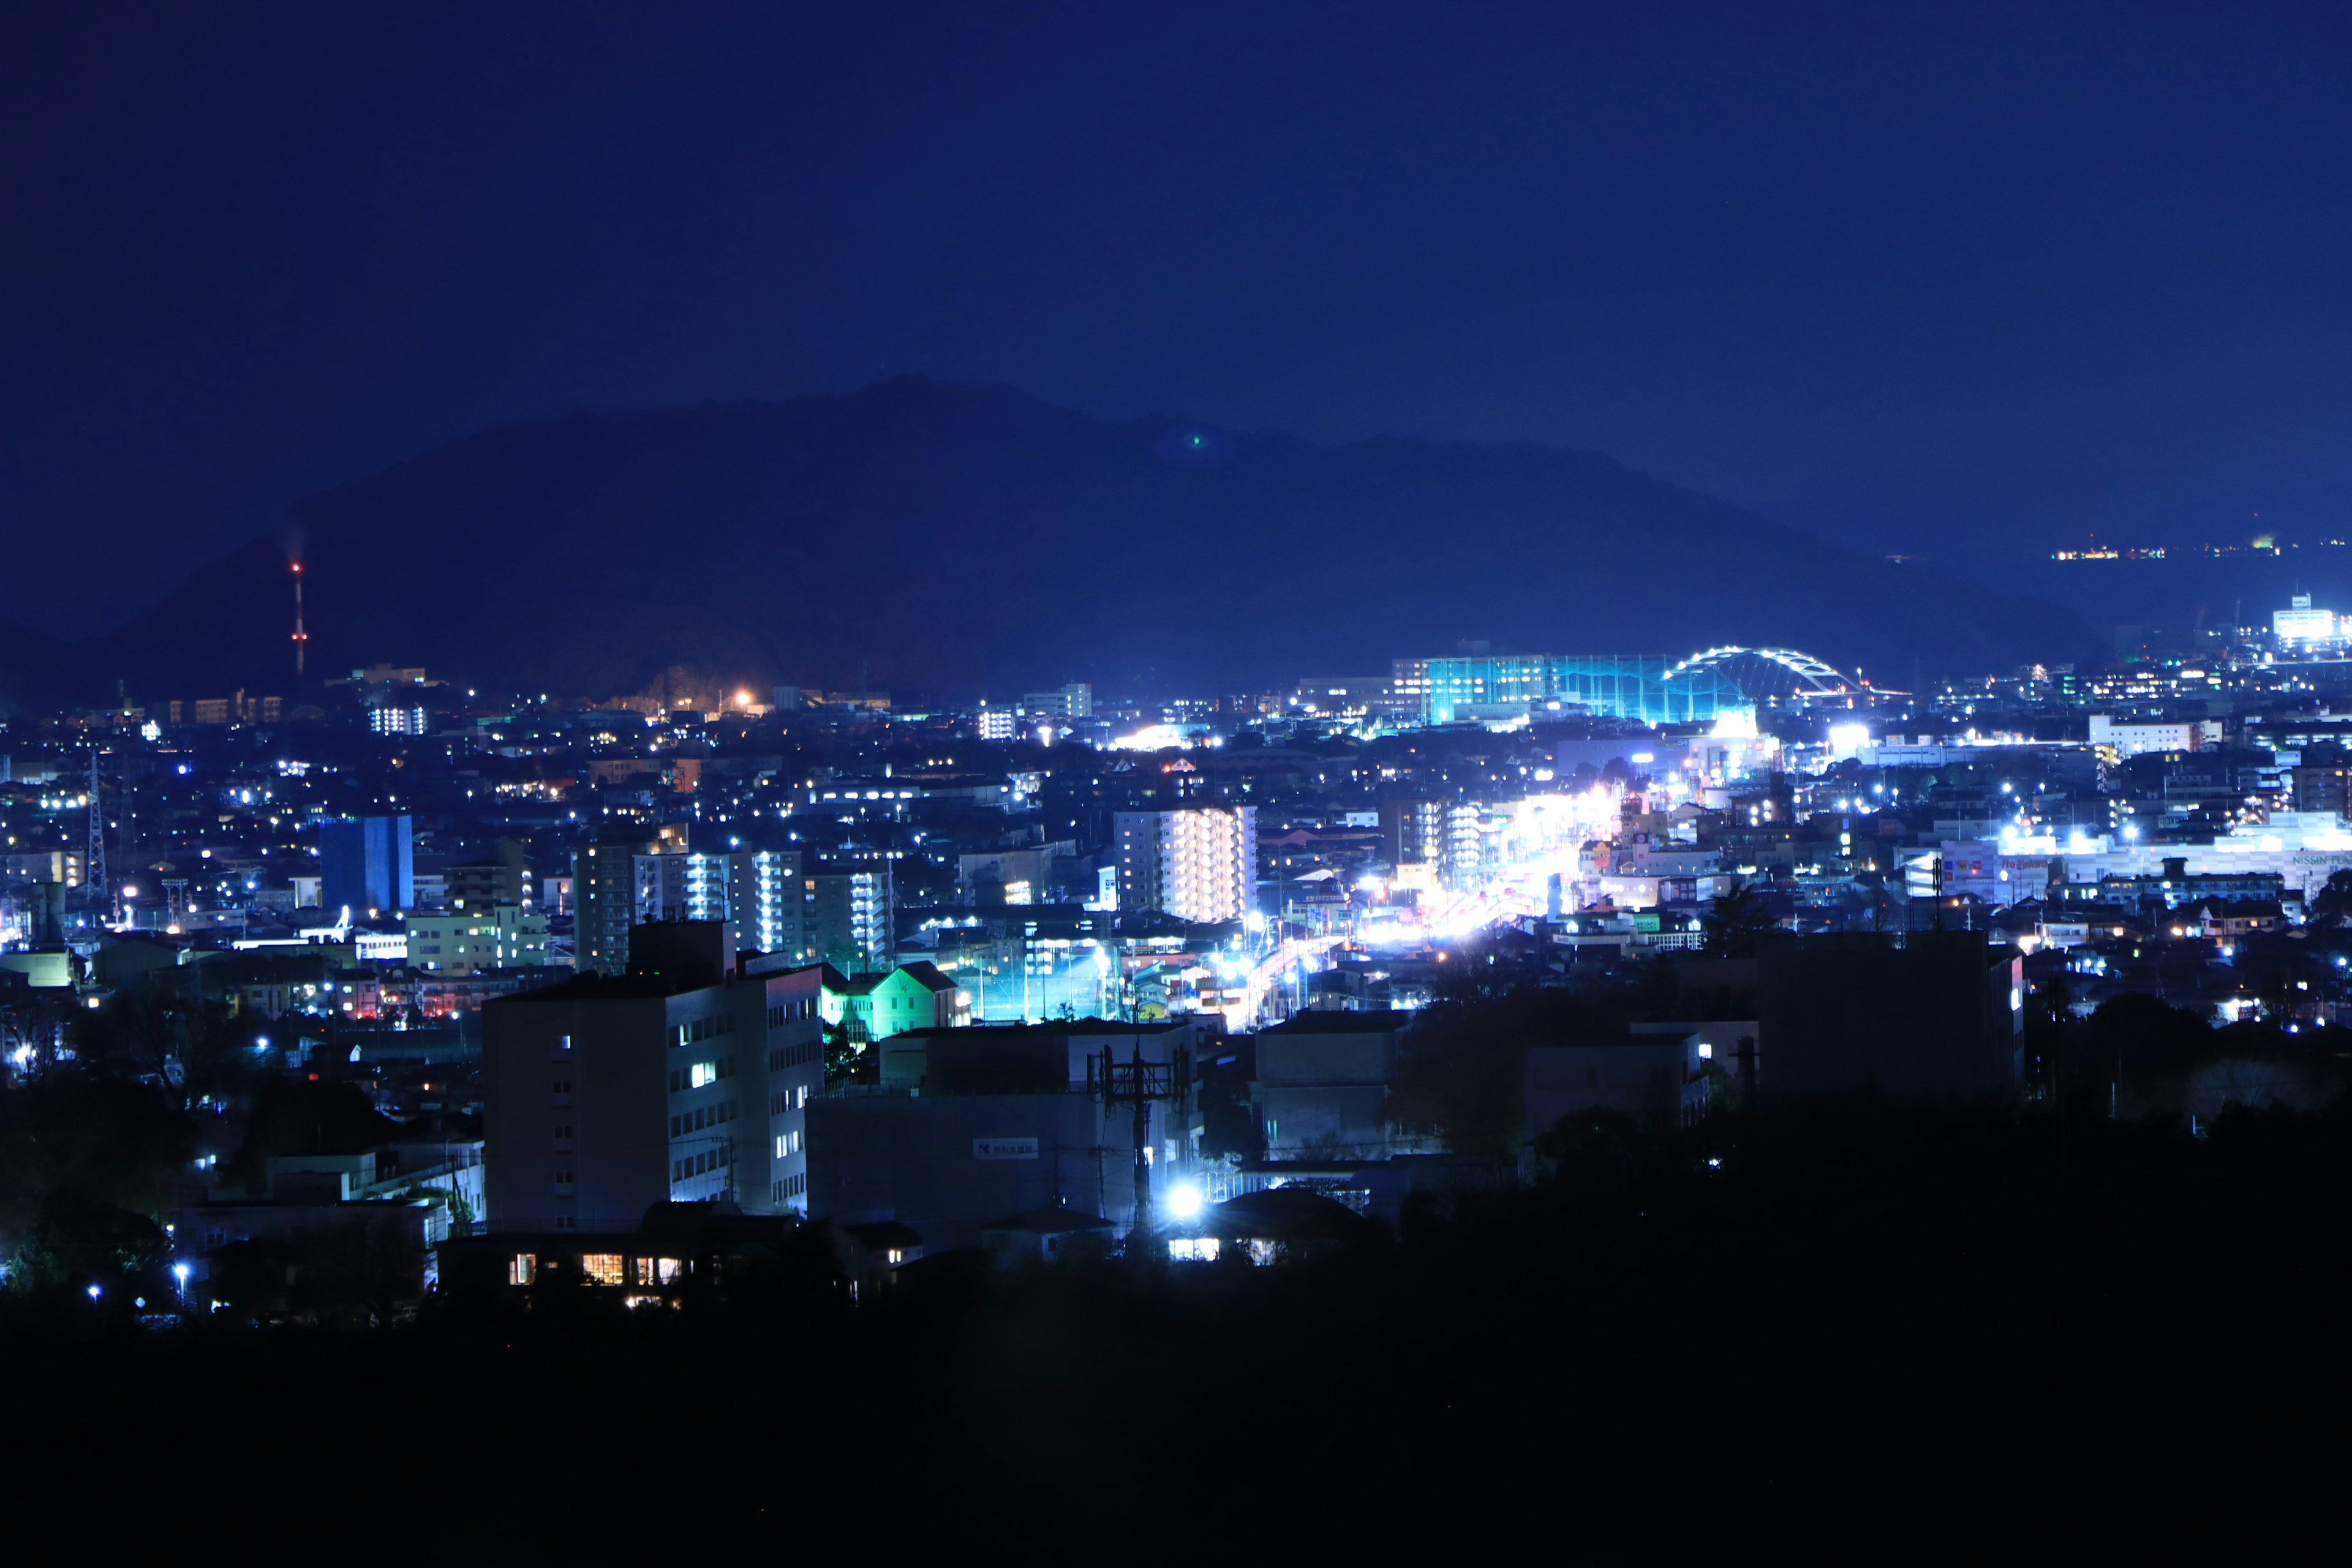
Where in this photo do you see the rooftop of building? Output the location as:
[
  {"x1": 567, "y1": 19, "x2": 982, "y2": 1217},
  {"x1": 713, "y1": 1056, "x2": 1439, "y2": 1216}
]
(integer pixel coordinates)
[
  {"x1": 977, "y1": 1204, "x2": 1114, "y2": 1235},
  {"x1": 1257, "y1": 1009, "x2": 1412, "y2": 1035}
]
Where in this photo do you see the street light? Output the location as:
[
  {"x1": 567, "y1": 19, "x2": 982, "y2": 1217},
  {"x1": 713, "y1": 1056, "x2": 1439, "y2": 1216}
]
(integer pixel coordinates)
[{"x1": 1165, "y1": 1182, "x2": 1204, "y2": 1222}]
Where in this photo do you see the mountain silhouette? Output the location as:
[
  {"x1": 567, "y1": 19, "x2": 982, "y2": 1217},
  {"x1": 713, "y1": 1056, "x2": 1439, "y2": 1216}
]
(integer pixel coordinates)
[{"x1": 6, "y1": 377, "x2": 2092, "y2": 709}]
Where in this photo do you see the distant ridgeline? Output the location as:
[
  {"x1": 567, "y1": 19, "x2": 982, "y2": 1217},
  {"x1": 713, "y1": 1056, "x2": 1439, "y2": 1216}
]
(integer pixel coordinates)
[{"x1": 6, "y1": 379, "x2": 2094, "y2": 706}]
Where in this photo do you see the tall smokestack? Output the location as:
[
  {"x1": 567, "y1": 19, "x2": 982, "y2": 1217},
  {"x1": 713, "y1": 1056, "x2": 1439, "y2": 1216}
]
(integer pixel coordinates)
[{"x1": 292, "y1": 560, "x2": 307, "y2": 677}]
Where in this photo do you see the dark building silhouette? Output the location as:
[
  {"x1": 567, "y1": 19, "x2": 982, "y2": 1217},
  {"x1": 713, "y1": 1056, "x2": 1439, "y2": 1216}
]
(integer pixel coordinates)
[{"x1": 1756, "y1": 931, "x2": 2022, "y2": 1101}]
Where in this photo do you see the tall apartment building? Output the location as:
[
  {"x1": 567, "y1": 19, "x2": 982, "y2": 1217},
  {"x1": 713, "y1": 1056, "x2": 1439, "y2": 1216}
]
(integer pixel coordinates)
[
  {"x1": 318, "y1": 815, "x2": 413, "y2": 916},
  {"x1": 481, "y1": 922, "x2": 827, "y2": 1230},
  {"x1": 806, "y1": 865, "x2": 894, "y2": 973},
  {"x1": 748, "y1": 848, "x2": 808, "y2": 961},
  {"x1": 1114, "y1": 806, "x2": 1258, "y2": 923},
  {"x1": 447, "y1": 838, "x2": 534, "y2": 911},
  {"x1": 573, "y1": 823, "x2": 687, "y2": 977},
  {"x1": 1378, "y1": 797, "x2": 1444, "y2": 868},
  {"x1": 582, "y1": 831, "x2": 821, "y2": 976},
  {"x1": 1442, "y1": 802, "x2": 1489, "y2": 890}
]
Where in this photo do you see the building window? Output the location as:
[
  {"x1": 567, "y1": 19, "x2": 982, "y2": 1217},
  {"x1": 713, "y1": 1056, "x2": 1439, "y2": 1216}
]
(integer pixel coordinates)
[
  {"x1": 508, "y1": 1253, "x2": 537, "y2": 1286},
  {"x1": 581, "y1": 1254, "x2": 625, "y2": 1286}
]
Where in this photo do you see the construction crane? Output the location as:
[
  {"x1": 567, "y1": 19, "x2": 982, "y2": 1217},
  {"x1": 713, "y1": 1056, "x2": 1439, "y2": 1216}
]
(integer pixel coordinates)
[{"x1": 85, "y1": 748, "x2": 107, "y2": 918}]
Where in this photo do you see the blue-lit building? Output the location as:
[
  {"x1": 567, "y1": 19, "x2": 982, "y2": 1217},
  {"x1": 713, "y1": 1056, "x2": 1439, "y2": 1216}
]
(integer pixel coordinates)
[
  {"x1": 318, "y1": 815, "x2": 414, "y2": 916},
  {"x1": 1396, "y1": 647, "x2": 1852, "y2": 725}
]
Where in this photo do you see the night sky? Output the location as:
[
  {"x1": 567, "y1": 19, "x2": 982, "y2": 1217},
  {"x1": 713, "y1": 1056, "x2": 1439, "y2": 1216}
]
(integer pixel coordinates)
[{"x1": 10, "y1": 2, "x2": 2352, "y2": 633}]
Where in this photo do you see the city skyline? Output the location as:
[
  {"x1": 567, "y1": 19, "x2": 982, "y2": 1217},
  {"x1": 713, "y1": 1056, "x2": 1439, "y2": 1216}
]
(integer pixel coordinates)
[{"x1": 6, "y1": 5, "x2": 2350, "y2": 1540}]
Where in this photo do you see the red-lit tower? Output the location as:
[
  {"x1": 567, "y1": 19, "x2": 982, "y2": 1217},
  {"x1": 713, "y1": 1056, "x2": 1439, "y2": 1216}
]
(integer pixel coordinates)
[{"x1": 291, "y1": 560, "x2": 308, "y2": 677}]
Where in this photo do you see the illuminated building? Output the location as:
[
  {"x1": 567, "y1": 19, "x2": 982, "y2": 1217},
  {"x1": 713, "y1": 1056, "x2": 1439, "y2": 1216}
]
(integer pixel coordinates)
[
  {"x1": 2087, "y1": 715, "x2": 2211, "y2": 756},
  {"x1": 368, "y1": 705, "x2": 429, "y2": 736},
  {"x1": 1403, "y1": 647, "x2": 1851, "y2": 726},
  {"x1": 748, "y1": 848, "x2": 809, "y2": 961},
  {"x1": 818, "y1": 960, "x2": 965, "y2": 1041},
  {"x1": 447, "y1": 840, "x2": 533, "y2": 910},
  {"x1": 1378, "y1": 797, "x2": 1444, "y2": 868},
  {"x1": 806, "y1": 865, "x2": 894, "y2": 972},
  {"x1": 1115, "y1": 806, "x2": 1257, "y2": 922},
  {"x1": 572, "y1": 823, "x2": 685, "y2": 976},
  {"x1": 318, "y1": 815, "x2": 413, "y2": 915},
  {"x1": 2274, "y1": 594, "x2": 2339, "y2": 646},
  {"x1": 405, "y1": 903, "x2": 552, "y2": 972},
  {"x1": 482, "y1": 927, "x2": 824, "y2": 1229},
  {"x1": 1019, "y1": 682, "x2": 1093, "y2": 719}
]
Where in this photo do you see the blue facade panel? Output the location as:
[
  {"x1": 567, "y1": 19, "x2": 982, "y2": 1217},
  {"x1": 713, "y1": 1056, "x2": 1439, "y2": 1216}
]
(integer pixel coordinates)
[{"x1": 319, "y1": 815, "x2": 414, "y2": 914}]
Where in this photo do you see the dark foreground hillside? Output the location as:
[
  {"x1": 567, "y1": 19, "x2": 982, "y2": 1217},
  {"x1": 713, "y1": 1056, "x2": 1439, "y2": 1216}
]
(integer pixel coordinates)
[
  {"x1": 11, "y1": 378, "x2": 2092, "y2": 707},
  {"x1": 5, "y1": 1095, "x2": 2343, "y2": 1548}
]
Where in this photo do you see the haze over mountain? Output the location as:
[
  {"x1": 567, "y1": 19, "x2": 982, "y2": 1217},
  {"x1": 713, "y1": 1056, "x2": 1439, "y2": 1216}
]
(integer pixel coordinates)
[{"x1": 5, "y1": 379, "x2": 2095, "y2": 711}]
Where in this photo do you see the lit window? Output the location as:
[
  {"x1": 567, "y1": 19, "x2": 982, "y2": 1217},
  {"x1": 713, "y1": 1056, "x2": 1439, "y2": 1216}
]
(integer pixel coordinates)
[
  {"x1": 508, "y1": 1253, "x2": 537, "y2": 1286},
  {"x1": 581, "y1": 1253, "x2": 625, "y2": 1286}
]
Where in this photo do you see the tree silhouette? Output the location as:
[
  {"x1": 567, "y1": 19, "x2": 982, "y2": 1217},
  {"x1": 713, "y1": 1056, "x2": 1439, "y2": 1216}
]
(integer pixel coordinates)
[{"x1": 1700, "y1": 878, "x2": 1776, "y2": 957}]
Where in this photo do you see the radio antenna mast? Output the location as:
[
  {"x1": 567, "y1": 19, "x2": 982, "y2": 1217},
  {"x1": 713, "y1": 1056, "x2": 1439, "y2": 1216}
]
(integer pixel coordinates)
[{"x1": 291, "y1": 561, "x2": 309, "y2": 678}]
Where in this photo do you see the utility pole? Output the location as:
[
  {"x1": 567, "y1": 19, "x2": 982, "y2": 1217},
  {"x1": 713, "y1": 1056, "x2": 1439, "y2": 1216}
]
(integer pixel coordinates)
[{"x1": 1088, "y1": 1042, "x2": 1191, "y2": 1237}]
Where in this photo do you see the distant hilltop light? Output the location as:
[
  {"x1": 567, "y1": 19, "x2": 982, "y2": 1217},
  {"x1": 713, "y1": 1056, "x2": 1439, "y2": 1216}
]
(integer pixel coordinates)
[{"x1": 2051, "y1": 544, "x2": 2165, "y2": 560}]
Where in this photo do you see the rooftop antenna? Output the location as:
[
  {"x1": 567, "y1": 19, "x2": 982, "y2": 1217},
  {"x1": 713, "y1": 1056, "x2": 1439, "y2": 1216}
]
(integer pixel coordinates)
[{"x1": 290, "y1": 561, "x2": 308, "y2": 678}]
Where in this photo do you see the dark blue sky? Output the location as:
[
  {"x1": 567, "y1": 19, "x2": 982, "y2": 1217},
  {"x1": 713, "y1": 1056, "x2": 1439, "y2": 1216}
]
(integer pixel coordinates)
[{"x1": 10, "y1": 2, "x2": 2352, "y2": 631}]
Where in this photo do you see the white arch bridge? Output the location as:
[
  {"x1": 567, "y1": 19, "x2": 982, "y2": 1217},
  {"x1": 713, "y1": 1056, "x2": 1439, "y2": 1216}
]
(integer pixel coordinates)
[{"x1": 1660, "y1": 646, "x2": 1857, "y2": 707}]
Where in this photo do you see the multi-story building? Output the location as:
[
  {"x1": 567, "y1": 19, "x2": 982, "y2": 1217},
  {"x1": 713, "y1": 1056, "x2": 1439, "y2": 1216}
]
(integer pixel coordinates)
[
  {"x1": 805, "y1": 865, "x2": 894, "y2": 973},
  {"x1": 1019, "y1": 682, "x2": 1093, "y2": 720},
  {"x1": 1378, "y1": 797, "x2": 1444, "y2": 869},
  {"x1": 318, "y1": 815, "x2": 413, "y2": 917},
  {"x1": 447, "y1": 839, "x2": 534, "y2": 911},
  {"x1": 2088, "y1": 715, "x2": 2214, "y2": 757},
  {"x1": 2274, "y1": 594, "x2": 2340, "y2": 647},
  {"x1": 1402, "y1": 651, "x2": 1762, "y2": 725},
  {"x1": 2290, "y1": 742, "x2": 2352, "y2": 818},
  {"x1": 1114, "y1": 806, "x2": 1257, "y2": 923},
  {"x1": 481, "y1": 922, "x2": 826, "y2": 1230},
  {"x1": 572, "y1": 823, "x2": 687, "y2": 977},
  {"x1": 404, "y1": 903, "x2": 554, "y2": 973},
  {"x1": 367, "y1": 706, "x2": 431, "y2": 736},
  {"x1": 748, "y1": 848, "x2": 808, "y2": 962},
  {"x1": 1441, "y1": 802, "x2": 1490, "y2": 890}
]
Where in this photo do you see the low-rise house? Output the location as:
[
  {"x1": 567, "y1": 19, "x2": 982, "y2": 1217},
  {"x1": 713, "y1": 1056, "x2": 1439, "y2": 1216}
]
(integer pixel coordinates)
[
  {"x1": 437, "y1": 1199, "x2": 819, "y2": 1306},
  {"x1": 1173, "y1": 1187, "x2": 1374, "y2": 1265},
  {"x1": 976, "y1": 1205, "x2": 1116, "y2": 1265}
]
